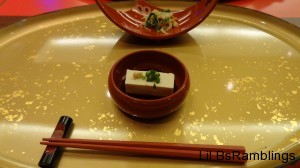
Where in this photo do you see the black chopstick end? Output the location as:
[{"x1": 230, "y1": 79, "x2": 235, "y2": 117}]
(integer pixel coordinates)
[{"x1": 38, "y1": 116, "x2": 73, "y2": 168}]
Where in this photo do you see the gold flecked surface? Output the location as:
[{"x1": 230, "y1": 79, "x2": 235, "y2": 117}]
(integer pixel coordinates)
[{"x1": 0, "y1": 2, "x2": 299, "y2": 168}]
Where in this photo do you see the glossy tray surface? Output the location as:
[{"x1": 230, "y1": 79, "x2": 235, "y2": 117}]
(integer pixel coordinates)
[{"x1": 0, "y1": 1, "x2": 299, "y2": 167}]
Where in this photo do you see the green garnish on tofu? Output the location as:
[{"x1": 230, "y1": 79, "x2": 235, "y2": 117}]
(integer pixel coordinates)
[{"x1": 145, "y1": 70, "x2": 160, "y2": 84}]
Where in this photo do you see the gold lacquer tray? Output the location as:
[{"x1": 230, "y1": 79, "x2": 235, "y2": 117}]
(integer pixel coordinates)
[{"x1": 0, "y1": 1, "x2": 299, "y2": 168}]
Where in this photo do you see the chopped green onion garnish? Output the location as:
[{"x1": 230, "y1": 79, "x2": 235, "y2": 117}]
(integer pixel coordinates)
[{"x1": 145, "y1": 70, "x2": 160, "y2": 84}]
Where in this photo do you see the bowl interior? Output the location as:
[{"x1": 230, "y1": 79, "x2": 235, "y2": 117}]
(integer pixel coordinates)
[{"x1": 111, "y1": 50, "x2": 186, "y2": 99}]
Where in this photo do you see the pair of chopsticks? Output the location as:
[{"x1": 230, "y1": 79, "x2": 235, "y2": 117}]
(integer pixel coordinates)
[{"x1": 41, "y1": 138, "x2": 246, "y2": 163}]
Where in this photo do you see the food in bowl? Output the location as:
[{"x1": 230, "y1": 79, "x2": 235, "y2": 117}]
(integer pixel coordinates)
[
  {"x1": 143, "y1": 9, "x2": 178, "y2": 34},
  {"x1": 125, "y1": 69, "x2": 175, "y2": 97}
]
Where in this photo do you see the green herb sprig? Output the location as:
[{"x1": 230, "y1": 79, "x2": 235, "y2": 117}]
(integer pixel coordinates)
[{"x1": 145, "y1": 70, "x2": 160, "y2": 84}]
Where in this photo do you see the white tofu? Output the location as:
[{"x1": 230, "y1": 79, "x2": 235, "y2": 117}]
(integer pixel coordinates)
[{"x1": 125, "y1": 69, "x2": 175, "y2": 97}]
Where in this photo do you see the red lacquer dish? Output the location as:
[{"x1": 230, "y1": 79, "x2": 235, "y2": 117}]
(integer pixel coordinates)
[{"x1": 95, "y1": 0, "x2": 218, "y2": 39}]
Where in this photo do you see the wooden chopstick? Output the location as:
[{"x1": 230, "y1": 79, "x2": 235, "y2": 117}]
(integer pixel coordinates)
[
  {"x1": 41, "y1": 138, "x2": 246, "y2": 163},
  {"x1": 42, "y1": 138, "x2": 245, "y2": 153}
]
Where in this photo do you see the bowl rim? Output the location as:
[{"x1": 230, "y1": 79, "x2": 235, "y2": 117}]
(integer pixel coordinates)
[{"x1": 109, "y1": 50, "x2": 189, "y2": 103}]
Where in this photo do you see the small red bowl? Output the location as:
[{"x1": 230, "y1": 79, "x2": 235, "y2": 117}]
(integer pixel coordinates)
[{"x1": 108, "y1": 50, "x2": 190, "y2": 119}]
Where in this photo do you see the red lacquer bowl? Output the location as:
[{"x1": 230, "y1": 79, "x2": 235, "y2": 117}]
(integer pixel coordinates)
[
  {"x1": 95, "y1": 0, "x2": 218, "y2": 39},
  {"x1": 108, "y1": 50, "x2": 190, "y2": 119}
]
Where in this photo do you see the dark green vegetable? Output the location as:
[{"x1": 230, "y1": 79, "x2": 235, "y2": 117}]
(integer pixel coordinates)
[
  {"x1": 145, "y1": 13, "x2": 158, "y2": 28},
  {"x1": 163, "y1": 9, "x2": 171, "y2": 12},
  {"x1": 144, "y1": 8, "x2": 179, "y2": 34},
  {"x1": 145, "y1": 70, "x2": 160, "y2": 84}
]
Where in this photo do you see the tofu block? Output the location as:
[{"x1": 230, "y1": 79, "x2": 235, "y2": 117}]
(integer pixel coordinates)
[{"x1": 125, "y1": 69, "x2": 175, "y2": 97}]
